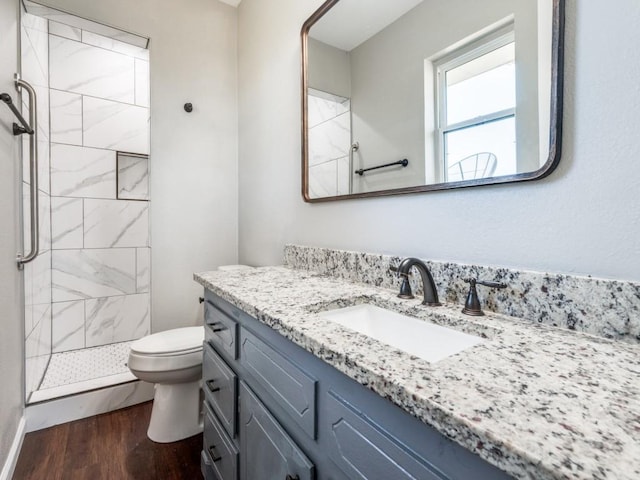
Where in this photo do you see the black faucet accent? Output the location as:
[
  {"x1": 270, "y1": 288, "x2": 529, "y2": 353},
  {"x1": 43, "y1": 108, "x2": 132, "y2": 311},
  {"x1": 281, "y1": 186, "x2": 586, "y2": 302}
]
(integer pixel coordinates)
[
  {"x1": 461, "y1": 278, "x2": 507, "y2": 316},
  {"x1": 391, "y1": 258, "x2": 441, "y2": 306}
]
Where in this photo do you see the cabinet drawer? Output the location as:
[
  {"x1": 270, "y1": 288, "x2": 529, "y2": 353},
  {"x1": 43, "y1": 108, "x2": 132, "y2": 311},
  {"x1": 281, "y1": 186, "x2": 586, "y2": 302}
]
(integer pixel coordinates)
[
  {"x1": 204, "y1": 401, "x2": 239, "y2": 480},
  {"x1": 239, "y1": 382, "x2": 315, "y2": 480},
  {"x1": 325, "y1": 390, "x2": 446, "y2": 480},
  {"x1": 239, "y1": 328, "x2": 317, "y2": 438},
  {"x1": 201, "y1": 450, "x2": 214, "y2": 480},
  {"x1": 203, "y1": 342, "x2": 237, "y2": 437},
  {"x1": 205, "y1": 301, "x2": 238, "y2": 359}
]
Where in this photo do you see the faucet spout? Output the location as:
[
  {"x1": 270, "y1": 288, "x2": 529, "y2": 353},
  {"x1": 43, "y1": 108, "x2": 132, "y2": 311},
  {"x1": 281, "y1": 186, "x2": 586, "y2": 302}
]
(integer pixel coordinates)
[{"x1": 396, "y1": 257, "x2": 441, "y2": 306}]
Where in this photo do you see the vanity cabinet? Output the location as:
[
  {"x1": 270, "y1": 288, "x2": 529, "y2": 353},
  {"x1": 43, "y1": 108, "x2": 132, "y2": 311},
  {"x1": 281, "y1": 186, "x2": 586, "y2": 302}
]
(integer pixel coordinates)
[
  {"x1": 200, "y1": 291, "x2": 513, "y2": 480},
  {"x1": 239, "y1": 381, "x2": 315, "y2": 480}
]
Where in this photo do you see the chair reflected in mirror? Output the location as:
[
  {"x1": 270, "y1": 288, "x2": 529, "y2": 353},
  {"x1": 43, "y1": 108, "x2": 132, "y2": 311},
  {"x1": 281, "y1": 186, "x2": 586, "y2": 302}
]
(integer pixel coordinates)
[{"x1": 447, "y1": 152, "x2": 497, "y2": 182}]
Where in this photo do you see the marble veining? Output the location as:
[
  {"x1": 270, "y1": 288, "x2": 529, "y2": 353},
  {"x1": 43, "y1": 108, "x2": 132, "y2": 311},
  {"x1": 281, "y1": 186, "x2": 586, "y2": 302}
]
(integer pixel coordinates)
[
  {"x1": 83, "y1": 199, "x2": 149, "y2": 248},
  {"x1": 21, "y1": 17, "x2": 49, "y2": 88},
  {"x1": 50, "y1": 143, "x2": 116, "y2": 199},
  {"x1": 136, "y1": 248, "x2": 150, "y2": 293},
  {"x1": 195, "y1": 266, "x2": 640, "y2": 480},
  {"x1": 51, "y1": 197, "x2": 83, "y2": 249},
  {"x1": 49, "y1": 34, "x2": 135, "y2": 104},
  {"x1": 85, "y1": 294, "x2": 150, "y2": 347},
  {"x1": 308, "y1": 110, "x2": 351, "y2": 166},
  {"x1": 49, "y1": 20, "x2": 81, "y2": 42},
  {"x1": 82, "y1": 96, "x2": 150, "y2": 154},
  {"x1": 52, "y1": 300, "x2": 85, "y2": 352},
  {"x1": 49, "y1": 89, "x2": 82, "y2": 145},
  {"x1": 52, "y1": 248, "x2": 136, "y2": 302},
  {"x1": 284, "y1": 244, "x2": 640, "y2": 344}
]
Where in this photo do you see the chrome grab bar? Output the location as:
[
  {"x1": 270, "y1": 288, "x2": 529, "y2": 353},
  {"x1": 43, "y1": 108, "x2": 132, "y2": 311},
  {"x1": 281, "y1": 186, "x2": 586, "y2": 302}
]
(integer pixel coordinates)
[
  {"x1": 348, "y1": 142, "x2": 358, "y2": 194},
  {"x1": 15, "y1": 76, "x2": 39, "y2": 269}
]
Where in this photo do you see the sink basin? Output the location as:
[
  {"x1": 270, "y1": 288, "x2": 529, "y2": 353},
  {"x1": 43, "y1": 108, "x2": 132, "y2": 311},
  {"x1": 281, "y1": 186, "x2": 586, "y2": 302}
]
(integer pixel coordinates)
[{"x1": 319, "y1": 304, "x2": 483, "y2": 363}]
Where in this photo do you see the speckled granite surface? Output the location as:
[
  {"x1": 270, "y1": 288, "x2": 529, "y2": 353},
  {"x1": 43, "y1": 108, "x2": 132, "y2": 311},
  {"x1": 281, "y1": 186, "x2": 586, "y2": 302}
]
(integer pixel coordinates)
[
  {"x1": 284, "y1": 244, "x2": 640, "y2": 344},
  {"x1": 195, "y1": 266, "x2": 640, "y2": 480}
]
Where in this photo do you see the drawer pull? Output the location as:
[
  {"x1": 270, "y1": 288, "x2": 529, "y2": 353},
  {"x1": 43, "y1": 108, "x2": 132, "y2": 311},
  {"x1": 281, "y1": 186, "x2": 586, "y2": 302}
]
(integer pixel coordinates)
[
  {"x1": 205, "y1": 380, "x2": 220, "y2": 393},
  {"x1": 208, "y1": 445, "x2": 222, "y2": 462},
  {"x1": 199, "y1": 296, "x2": 204, "y2": 304},
  {"x1": 286, "y1": 475, "x2": 300, "y2": 480},
  {"x1": 212, "y1": 327, "x2": 226, "y2": 333}
]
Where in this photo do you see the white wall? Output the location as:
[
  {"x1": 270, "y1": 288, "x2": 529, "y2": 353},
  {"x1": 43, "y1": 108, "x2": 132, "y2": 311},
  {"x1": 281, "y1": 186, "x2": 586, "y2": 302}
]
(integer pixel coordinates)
[
  {"x1": 39, "y1": 0, "x2": 239, "y2": 332},
  {"x1": 307, "y1": 38, "x2": 351, "y2": 98},
  {"x1": 0, "y1": 0, "x2": 25, "y2": 469},
  {"x1": 238, "y1": 0, "x2": 640, "y2": 282}
]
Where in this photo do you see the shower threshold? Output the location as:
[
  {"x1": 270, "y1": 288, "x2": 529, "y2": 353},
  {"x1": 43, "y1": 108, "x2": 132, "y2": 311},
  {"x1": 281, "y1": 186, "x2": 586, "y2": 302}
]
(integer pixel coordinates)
[{"x1": 29, "y1": 341, "x2": 136, "y2": 404}]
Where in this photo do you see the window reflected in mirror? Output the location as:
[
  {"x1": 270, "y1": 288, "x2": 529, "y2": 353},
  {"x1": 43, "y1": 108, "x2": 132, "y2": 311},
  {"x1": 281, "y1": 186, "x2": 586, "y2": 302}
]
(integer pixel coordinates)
[{"x1": 435, "y1": 30, "x2": 516, "y2": 182}]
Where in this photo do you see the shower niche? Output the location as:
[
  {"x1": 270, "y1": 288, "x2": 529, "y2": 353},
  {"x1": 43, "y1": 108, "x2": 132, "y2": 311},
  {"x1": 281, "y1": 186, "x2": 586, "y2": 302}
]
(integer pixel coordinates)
[
  {"x1": 117, "y1": 152, "x2": 150, "y2": 201},
  {"x1": 20, "y1": 1, "x2": 151, "y2": 403}
]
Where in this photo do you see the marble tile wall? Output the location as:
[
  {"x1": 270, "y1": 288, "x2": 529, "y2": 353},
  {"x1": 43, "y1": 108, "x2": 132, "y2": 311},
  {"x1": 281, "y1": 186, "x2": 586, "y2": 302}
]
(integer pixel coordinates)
[
  {"x1": 308, "y1": 89, "x2": 351, "y2": 198},
  {"x1": 20, "y1": 12, "x2": 151, "y2": 365},
  {"x1": 284, "y1": 244, "x2": 640, "y2": 344},
  {"x1": 21, "y1": 12, "x2": 53, "y2": 400},
  {"x1": 24, "y1": 0, "x2": 148, "y2": 49}
]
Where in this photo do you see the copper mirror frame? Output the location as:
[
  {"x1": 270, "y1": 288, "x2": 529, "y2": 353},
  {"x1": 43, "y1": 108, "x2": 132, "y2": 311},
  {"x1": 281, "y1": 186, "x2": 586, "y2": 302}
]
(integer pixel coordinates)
[{"x1": 301, "y1": 0, "x2": 565, "y2": 202}]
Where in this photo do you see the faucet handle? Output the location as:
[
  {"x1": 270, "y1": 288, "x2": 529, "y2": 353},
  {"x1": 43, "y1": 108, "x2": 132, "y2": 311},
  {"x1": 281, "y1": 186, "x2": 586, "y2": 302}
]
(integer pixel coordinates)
[
  {"x1": 462, "y1": 278, "x2": 506, "y2": 316},
  {"x1": 389, "y1": 265, "x2": 408, "y2": 276},
  {"x1": 397, "y1": 276, "x2": 414, "y2": 299},
  {"x1": 475, "y1": 279, "x2": 507, "y2": 289},
  {"x1": 390, "y1": 265, "x2": 414, "y2": 297}
]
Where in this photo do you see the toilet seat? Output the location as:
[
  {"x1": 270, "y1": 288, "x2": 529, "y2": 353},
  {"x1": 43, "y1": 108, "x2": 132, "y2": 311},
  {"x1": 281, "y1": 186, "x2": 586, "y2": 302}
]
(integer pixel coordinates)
[
  {"x1": 130, "y1": 326, "x2": 204, "y2": 356},
  {"x1": 128, "y1": 326, "x2": 204, "y2": 373}
]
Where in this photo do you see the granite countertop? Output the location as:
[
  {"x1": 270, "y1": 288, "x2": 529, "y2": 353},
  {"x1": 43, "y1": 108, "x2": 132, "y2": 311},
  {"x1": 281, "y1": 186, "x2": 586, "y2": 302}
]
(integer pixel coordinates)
[{"x1": 194, "y1": 266, "x2": 640, "y2": 480}]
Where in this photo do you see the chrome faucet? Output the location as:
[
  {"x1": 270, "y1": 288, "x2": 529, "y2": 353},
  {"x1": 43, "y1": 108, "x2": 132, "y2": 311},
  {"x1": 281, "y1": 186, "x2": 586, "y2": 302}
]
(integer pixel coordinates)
[{"x1": 391, "y1": 258, "x2": 441, "y2": 306}]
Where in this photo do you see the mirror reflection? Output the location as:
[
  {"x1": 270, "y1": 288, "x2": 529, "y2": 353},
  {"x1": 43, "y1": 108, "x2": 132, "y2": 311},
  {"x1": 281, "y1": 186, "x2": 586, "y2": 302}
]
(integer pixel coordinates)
[{"x1": 302, "y1": 0, "x2": 562, "y2": 200}]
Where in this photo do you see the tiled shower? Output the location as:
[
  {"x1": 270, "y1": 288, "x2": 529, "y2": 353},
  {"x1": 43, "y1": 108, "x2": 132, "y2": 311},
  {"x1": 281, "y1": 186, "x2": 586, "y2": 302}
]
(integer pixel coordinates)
[
  {"x1": 20, "y1": 5, "x2": 150, "y2": 403},
  {"x1": 307, "y1": 88, "x2": 351, "y2": 198}
]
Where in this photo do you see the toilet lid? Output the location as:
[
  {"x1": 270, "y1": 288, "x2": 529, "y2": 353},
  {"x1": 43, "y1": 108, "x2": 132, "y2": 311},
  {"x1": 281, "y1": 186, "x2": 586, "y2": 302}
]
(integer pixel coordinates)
[{"x1": 130, "y1": 326, "x2": 204, "y2": 355}]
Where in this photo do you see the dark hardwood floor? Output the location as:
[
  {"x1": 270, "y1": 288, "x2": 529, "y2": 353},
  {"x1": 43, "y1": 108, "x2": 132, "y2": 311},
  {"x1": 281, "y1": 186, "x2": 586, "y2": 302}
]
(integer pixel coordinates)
[{"x1": 13, "y1": 401, "x2": 203, "y2": 480}]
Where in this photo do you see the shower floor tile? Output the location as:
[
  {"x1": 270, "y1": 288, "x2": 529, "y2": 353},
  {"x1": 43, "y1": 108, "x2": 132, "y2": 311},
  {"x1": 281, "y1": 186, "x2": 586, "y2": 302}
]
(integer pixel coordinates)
[{"x1": 39, "y1": 341, "x2": 133, "y2": 390}]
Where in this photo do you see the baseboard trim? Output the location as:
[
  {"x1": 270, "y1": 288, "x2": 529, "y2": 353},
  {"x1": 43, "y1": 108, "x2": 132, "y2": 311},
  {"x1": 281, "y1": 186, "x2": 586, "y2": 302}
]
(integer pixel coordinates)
[
  {"x1": 0, "y1": 416, "x2": 26, "y2": 480},
  {"x1": 26, "y1": 380, "x2": 154, "y2": 432}
]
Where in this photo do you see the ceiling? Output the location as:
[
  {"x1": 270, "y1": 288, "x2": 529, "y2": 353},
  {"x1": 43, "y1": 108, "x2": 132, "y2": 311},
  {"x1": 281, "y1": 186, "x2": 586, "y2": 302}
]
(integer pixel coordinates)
[{"x1": 309, "y1": 0, "x2": 424, "y2": 51}]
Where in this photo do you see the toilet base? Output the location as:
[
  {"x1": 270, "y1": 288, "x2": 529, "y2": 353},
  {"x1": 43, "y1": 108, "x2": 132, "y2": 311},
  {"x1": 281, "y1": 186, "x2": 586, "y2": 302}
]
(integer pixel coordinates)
[{"x1": 147, "y1": 379, "x2": 203, "y2": 443}]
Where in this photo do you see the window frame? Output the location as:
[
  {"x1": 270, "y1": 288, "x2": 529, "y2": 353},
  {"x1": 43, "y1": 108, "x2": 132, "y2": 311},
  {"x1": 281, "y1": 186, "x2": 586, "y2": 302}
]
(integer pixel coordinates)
[{"x1": 433, "y1": 24, "x2": 516, "y2": 182}]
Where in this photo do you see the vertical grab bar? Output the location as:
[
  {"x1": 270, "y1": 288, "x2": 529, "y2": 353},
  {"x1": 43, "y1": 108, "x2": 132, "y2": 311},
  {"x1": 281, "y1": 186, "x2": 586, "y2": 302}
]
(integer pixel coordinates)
[
  {"x1": 16, "y1": 76, "x2": 39, "y2": 269},
  {"x1": 348, "y1": 142, "x2": 359, "y2": 195}
]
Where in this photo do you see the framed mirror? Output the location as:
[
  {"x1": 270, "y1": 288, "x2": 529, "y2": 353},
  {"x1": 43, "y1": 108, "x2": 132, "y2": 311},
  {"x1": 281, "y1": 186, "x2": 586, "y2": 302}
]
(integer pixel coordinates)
[{"x1": 301, "y1": 0, "x2": 564, "y2": 202}]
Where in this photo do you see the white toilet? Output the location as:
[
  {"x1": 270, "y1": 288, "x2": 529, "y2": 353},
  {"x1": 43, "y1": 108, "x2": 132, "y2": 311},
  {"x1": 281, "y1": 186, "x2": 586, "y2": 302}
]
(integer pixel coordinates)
[
  {"x1": 128, "y1": 326, "x2": 205, "y2": 443},
  {"x1": 128, "y1": 265, "x2": 252, "y2": 443}
]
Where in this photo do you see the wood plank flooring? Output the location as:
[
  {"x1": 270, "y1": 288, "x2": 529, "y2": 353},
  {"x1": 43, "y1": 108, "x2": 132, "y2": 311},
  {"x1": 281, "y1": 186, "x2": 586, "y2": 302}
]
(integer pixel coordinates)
[{"x1": 13, "y1": 402, "x2": 203, "y2": 480}]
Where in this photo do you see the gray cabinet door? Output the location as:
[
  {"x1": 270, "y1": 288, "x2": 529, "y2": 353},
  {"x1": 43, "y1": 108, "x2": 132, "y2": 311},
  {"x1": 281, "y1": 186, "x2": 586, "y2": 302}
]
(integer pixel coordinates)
[
  {"x1": 239, "y1": 382, "x2": 315, "y2": 480},
  {"x1": 239, "y1": 328, "x2": 317, "y2": 439},
  {"x1": 325, "y1": 390, "x2": 447, "y2": 480}
]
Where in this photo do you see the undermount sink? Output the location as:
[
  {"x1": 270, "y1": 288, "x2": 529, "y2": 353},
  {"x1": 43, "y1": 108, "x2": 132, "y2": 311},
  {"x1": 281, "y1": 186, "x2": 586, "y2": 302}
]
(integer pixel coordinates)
[{"x1": 319, "y1": 304, "x2": 483, "y2": 363}]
